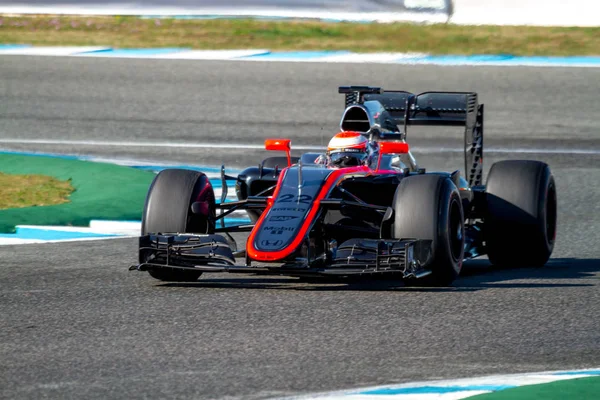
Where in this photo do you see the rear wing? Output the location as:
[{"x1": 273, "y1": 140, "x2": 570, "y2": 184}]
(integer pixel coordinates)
[
  {"x1": 339, "y1": 86, "x2": 484, "y2": 186},
  {"x1": 339, "y1": 85, "x2": 477, "y2": 127}
]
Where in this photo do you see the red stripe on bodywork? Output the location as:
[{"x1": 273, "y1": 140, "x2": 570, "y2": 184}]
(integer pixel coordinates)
[{"x1": 246, "y1": 165, "x2": 382, "y2": 262}]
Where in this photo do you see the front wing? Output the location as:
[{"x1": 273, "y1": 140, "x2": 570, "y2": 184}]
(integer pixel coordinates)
[{"x1": 130, "y1": 233, "x2": 433, "y2": 280}]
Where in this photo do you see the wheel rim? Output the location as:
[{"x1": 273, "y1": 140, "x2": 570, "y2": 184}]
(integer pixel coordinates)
[
  {"x1": 449, "y1": 198, "x2": 463, "y2": 262},
  {"x1": 546, "y1": 182, "x2": 557, "y2": 244},
  {"x1": 189, "y1": 176, "x2": 216, "y2": 234}
]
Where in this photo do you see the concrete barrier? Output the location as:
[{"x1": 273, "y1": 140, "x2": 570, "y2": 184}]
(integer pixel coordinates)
[
  {"x1": 0, "y1": 0, "x2": 451, "y2": 23},
  {"x1": 451, "y1": 0, "x2": 600, "y2": 26},
  {"x1": 0, "y1": 0, "x2": 597, "y2": 26}
]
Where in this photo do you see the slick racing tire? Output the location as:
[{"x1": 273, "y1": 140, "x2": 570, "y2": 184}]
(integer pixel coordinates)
[
  {"x1": 141, "y1": 168, "x2": 216, "y2": 282},
  {"x1": 485, "y1": 160, "x2": 557, "y2": 267},
  {"x1": 392, "y1": 175, "x2": 465, "y2": 286},
  {"x1": 261, "y1": 156, "x2": 300, "y2": 169}
]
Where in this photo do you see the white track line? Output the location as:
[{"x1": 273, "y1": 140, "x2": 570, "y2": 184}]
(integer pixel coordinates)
[{"x1": 1, "y1": 139, "x2": 599, "y2": 155}]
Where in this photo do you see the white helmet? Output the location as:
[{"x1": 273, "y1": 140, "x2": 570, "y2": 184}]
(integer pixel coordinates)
[{"x1": 327, "y1": 131, "x2": 369, "y2": 167}]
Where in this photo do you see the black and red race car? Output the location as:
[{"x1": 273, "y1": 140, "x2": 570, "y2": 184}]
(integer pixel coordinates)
[{"x1": 130, "y1": 86, "x2": 557, "y2": 286}]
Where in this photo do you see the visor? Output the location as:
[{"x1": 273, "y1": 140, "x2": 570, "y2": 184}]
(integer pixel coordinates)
[{"x1": 329, "y1": 150, "x2": 368, "y2": 166}]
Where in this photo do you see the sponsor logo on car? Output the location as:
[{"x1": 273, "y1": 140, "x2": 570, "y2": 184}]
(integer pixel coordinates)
[
  {"x1": 271, "y1": 207, "x2": 307, "y2": 212},
  {"x1": 261, "y1": 239, "x2": 283, "y2": 247},
  {"x1": 263, "y1": 226, "x2": 294, "y2": 232},
  {"x1": 270, "y1": 215, "x2": 299, "y2": 222}
]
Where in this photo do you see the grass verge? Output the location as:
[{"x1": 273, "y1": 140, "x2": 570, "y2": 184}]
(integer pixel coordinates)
[
  {"x1": 0, "y1": 16, "x2": 599, "y2": 55},
  {"x1": 468, "y1": 376, "x2": 600, "y2": 400},
  {"x1": 0, "y1": 172, "x2": 75, "y2": 209},
  {"x1": 0, "y1": 154, "x2": 155, "y2": 233}
]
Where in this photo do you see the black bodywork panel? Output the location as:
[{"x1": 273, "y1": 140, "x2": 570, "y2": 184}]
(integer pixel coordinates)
[{"x1": 252, "y1": 166, "x2": 331, "y2": 253}]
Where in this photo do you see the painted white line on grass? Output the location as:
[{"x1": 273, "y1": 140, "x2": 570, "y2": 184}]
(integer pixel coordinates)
[{"x1": 1, "y1": 139, "x2": 599, "y2": 155}]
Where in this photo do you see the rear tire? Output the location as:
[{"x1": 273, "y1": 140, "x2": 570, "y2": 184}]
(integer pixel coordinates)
[
  {"x1": 391, "y1": 175, "x2": 465, "y2": 286},
  {"x1": 141, "y1": 169, "x2": 216, "y2": 282},
  {"x1": 485, "y1": 160, "x2": 557, "y2": 267}
]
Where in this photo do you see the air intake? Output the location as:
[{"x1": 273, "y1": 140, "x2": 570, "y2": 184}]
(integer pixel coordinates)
[{"x1": 340, "y1": 106, "x2": 371, "y2": 133}]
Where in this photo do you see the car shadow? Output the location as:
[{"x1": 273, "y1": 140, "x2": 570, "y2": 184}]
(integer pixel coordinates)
[
  {"x1": 157, "y1": 257, "x2": 600, "y2": 292},
  {"x1": 455, "y1": 257, "x2": 599, "y2": 289}
]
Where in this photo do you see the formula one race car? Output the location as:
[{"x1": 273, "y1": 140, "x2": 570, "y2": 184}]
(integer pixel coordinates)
[{"x1": 129, "y1": 86, "x2": 557, "y2": 286}]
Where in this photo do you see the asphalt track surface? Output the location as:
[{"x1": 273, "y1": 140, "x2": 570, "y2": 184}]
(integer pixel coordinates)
[{"x1": 1, "y1": 57, "x2": 599, "y2": 399}]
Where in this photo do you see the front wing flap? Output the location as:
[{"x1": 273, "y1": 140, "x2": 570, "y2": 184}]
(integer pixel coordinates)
[
  {"x1": 327, "y1": 238, "x2": 433, "y2": 278},
  {"x1": 131, "y1": 233, "x2": 432, "y2": 280},
  {"x1": 134, "y1": 233, "x2": 236, "y2": 271}
]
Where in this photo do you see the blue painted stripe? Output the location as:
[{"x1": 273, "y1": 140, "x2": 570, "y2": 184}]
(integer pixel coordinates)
[
  {"x1": 238, "y1": 51, "x2": 600, "y2": 66},
  {"x1": 356, "y1": 385, "x2": 516, "y2": 395},
  {"x1": 0, "y1": 228, "x2": 120, "y2": 240},
  {"x1": 209, "y1": 179, "x2": 225, "y2": 189},
  {"x1": 0, "y1": 218, "x2": 249, "y2": 241},
  {"x1": 79, "y1": 48, "x2": 190, "y2": 56},
  {"x1": 506, "y1": 56, "x2": 600, "y2": 65},
  {"x1": 0, "y1": 44, "x2": 32, "y2": 50},
  {"x1": 423, "y1": 54, "x2": 514, "y2": 62},
  {"x1": 553, "y1": 370, "x2": 600, "y2": 376},
  {"x1": 419, "y1": 54, "x2": 600, "y2": 66},
  {"x1": 242, "y1": 50, "x2": 351, "y2": 59},
  {"x1": 220, "y1": 218, "x2": 251, "y2": 225},
  {"x1": 4, "y1": 45, "x2": 600, "y2": 66},
  {"x1": 0, "y1": 150, "x2": 81, "y2": 160}
]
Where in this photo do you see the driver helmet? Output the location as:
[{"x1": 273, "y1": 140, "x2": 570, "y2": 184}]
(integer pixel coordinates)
[{"x1": 327, "y1": 131, "x2": 370, "y2": 167}]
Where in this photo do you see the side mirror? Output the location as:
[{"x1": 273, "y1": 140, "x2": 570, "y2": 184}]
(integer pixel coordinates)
[
  {"x1": 377, "y1": 141, "x2": 410, "y2": 171},
  {"x1": 379, "y1": 141, "x2": 409, "y2": 155},
  {"x1": 265, "y1": 139, "x2": 292, "y2": 167}
]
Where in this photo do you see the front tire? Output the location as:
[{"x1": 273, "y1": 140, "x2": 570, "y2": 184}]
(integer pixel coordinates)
[
  {"x1": 141, "y1": 169, "x2": 216, "y2": 282},
  {"x1": 485, "y1": 160, "x2": 557, "y2": 267},
  {"x1": 391, "y1": 175, "x2": 465, "y2": 286}
]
